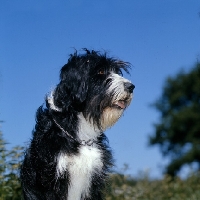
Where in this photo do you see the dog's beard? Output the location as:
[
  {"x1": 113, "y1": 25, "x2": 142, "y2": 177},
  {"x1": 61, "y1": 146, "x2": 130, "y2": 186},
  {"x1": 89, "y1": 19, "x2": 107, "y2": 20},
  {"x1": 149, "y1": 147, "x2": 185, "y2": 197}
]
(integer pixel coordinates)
[
  {"x1": 101, "y1": 107, "x2": 124, "y2": 130},
  {"x1": 100, "y1": 95, "x2": 132, "y2": 130},
  {"x1": 100, "y1": 88, "x2": 132, "y2": 129}
]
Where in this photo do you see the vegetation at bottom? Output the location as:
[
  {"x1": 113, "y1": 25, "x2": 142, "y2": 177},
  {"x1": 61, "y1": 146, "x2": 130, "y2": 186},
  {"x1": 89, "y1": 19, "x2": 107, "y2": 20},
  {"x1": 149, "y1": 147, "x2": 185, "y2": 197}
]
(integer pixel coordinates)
[
  {"x1": 106, "y1": 172, "x2": 200, "y2": 200},
  {"x1": 0, "y1": 130, "x2": 24, "y2": 200}
]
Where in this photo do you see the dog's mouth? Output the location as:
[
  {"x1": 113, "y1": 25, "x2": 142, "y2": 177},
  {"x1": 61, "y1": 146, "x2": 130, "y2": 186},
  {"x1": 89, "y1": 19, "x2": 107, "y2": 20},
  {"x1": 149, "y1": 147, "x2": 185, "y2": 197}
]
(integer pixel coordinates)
[{"x1": 112, "y1": 100, "x2": 128, "y2": 109}]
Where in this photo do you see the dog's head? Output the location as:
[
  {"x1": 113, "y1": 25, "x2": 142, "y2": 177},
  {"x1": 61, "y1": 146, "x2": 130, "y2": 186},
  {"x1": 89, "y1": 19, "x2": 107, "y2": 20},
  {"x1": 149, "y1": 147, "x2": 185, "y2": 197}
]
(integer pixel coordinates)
[{"x1": 48, "y1": 50, "x2": 135, "y2": 130}]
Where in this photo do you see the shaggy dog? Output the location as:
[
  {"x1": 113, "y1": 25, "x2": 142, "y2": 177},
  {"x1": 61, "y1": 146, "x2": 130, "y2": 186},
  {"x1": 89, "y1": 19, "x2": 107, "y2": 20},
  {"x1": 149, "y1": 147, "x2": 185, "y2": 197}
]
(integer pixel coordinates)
[{"x1": 20, "y1": 49, "x2": 135, "y2": 200}]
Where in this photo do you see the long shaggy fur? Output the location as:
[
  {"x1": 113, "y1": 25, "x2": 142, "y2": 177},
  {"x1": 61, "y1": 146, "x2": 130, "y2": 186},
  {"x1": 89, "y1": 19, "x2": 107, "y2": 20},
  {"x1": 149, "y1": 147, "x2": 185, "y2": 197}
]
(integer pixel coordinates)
[{"x1": 20, "y1": 49, "x2": 134, "y2": 200}]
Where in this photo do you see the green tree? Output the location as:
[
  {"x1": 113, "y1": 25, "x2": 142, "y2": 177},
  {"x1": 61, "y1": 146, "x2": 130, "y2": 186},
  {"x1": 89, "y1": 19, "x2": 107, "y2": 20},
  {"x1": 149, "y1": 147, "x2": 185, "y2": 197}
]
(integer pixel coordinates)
[
  {"x1": 149, "y1": 63, "x2": 200, "y2": 176},
  {"x1": 0, "y1": 122, "x2": 24, "y2": 200},
  {"x1": 0, "y1": 122, "x2": 8, "y2": 198}
]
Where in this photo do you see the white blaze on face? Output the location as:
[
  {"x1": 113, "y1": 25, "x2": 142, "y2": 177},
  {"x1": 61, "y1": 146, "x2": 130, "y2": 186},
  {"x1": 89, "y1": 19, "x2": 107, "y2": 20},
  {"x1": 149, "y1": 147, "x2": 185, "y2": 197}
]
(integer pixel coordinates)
[
  {"x1": 106, "y1": 73, "x2": 129, "y2": 100},
  {"x1": 101, "y1": 73, "x2": 133, "y2": 130}
]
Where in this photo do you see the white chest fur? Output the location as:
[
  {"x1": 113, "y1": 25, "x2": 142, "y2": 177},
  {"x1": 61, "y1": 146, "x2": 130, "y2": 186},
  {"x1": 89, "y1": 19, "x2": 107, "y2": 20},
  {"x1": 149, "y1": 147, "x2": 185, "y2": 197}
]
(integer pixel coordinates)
[
  {"x1": 56, "y1": 114, "x2": 103, "y2": 200},
  {"x1": 57, "y1": 145, "x2": 103, "y2": 200}
]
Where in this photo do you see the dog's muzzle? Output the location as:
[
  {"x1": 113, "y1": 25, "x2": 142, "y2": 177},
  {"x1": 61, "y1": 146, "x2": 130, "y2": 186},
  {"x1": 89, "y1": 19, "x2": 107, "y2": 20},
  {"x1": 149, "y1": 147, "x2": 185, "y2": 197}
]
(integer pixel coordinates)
[
  {"x1": 111, "y1": 82, "x2": 135, "y2": 110},
  {"x1": 124, "y1": 82, "x2": 135, "y2": 93}
]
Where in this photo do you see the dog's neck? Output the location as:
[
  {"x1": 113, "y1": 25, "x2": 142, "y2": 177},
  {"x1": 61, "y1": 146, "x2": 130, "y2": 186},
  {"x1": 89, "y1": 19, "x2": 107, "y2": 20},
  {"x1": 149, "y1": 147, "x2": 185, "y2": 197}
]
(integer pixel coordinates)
[
  {"x1": 48, "y1": 91, "x2": 103, "y2": 142},
  {"x1": 77, "y1": 113, "x2": 102, "y2": 141}
]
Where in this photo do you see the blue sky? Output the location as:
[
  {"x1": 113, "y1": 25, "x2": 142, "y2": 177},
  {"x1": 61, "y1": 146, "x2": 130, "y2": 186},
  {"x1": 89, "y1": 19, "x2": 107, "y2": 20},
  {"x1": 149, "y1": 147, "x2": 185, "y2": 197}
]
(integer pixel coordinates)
[{"x1": 1, "y1": 0, "x2": 200, "y2": 178}]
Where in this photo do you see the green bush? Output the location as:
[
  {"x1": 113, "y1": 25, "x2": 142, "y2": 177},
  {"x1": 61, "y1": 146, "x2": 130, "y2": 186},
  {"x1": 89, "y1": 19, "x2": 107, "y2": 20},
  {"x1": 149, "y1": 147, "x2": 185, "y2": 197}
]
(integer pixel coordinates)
[{"x1": 106, "y1": 172, "x2": 200, "y2": 200}]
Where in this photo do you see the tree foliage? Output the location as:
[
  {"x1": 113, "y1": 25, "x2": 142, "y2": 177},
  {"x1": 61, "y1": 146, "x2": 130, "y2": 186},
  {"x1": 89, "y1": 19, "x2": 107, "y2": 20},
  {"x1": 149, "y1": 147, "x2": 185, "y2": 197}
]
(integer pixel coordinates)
[
  {"x1": 149, "y1": 63, "x2": 200, "y2": 176},
  {"x1": 0, "y1": 124, "x2": 24, "y2": 200}
]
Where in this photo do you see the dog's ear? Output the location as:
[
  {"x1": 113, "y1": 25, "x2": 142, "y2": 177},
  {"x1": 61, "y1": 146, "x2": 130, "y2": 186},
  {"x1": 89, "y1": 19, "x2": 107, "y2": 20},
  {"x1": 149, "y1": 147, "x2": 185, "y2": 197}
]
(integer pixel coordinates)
[
  {"x1": 61, "y1": 62, "x2": 89, "y2": 102},
  {"x1": 53, "y1": 61, "x2": 89, "y2": 111}
]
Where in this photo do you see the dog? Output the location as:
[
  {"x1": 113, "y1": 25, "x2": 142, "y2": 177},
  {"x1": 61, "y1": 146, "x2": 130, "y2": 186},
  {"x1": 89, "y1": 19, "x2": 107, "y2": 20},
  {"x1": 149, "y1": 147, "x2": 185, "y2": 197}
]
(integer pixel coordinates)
[{"x1": 20, "y1": 49, "x2": 135, "y2": 200}]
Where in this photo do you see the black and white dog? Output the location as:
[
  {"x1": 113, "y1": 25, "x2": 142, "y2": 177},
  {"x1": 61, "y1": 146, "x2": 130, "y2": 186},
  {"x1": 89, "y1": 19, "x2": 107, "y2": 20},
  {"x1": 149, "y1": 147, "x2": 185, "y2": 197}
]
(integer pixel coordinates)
[{"x1": 20, "y1": 49, "x2": 135, "y2": 200}]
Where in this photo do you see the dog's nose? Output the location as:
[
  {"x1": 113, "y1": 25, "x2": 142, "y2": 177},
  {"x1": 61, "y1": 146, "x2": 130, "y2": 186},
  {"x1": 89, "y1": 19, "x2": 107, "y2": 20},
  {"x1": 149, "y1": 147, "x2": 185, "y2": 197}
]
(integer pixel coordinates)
[{"x1": 124, "y1": 82, "x2": 135, "y2": 93}]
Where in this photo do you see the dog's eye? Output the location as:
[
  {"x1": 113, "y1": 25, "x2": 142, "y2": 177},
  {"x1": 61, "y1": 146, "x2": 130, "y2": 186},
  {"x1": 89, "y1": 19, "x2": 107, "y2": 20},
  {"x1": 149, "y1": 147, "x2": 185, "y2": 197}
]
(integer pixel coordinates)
[{"x1": 98, "y1": 70, "x2": 105, "y2": 75}]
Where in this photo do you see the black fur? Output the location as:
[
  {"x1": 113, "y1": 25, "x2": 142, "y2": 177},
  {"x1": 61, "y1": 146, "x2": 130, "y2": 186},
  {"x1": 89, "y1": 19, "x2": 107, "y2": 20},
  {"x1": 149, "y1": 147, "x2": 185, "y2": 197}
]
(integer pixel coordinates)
[{"x1": 20, "y1": 49, "x2": 132, "y2": 200}]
